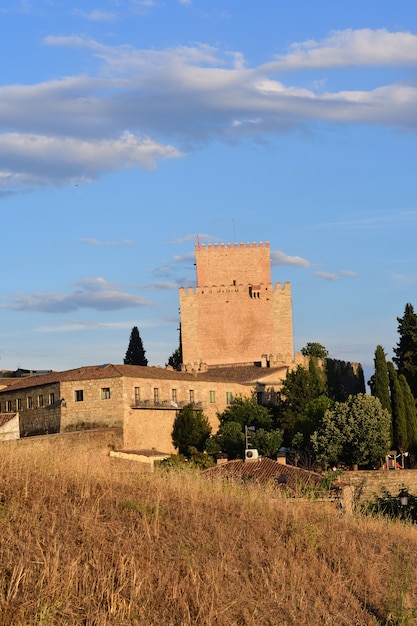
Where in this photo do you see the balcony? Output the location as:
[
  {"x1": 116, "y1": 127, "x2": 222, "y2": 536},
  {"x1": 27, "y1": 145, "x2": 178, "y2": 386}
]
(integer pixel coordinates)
[{"x1": 131, "y1": 400, "x2": 205, "y2": 410}]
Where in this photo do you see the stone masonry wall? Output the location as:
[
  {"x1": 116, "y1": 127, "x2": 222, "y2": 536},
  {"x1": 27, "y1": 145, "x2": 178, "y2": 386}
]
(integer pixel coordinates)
[
  {"x1": 60, "y1": 377, "x2": 124, "y2": 431},
  {"x1": 195, "y1": 241, "x2": 271, "y2": 287},
  {"x1": 180, "y1": 283, "x2": 293, "y2": 366},
  {"x1": 341, "y1": 470, "x2": 417, "y2": 503}
]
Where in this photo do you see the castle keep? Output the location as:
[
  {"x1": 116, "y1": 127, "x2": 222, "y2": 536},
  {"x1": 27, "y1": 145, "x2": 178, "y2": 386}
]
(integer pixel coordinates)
[{"x1": 179, "y1": 241, "x2": 294, "y2": 369}]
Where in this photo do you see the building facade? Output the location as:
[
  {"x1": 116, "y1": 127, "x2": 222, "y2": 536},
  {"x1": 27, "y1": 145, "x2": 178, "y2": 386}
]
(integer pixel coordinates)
[{"x1": 0, "y1": 364, "x2": 287, "y2": 452}]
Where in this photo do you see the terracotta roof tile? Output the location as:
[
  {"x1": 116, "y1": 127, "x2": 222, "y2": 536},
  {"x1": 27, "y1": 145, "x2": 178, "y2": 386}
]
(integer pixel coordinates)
[
  {"x1": 203, "y1": 457, "x2": 323, "y2": 491},
  {"x1": 0, "y1": 413, "x2": 17, "y2": 427},
  {"x1": 0, "y1": 363, "x2": 288, "y2": 394}
]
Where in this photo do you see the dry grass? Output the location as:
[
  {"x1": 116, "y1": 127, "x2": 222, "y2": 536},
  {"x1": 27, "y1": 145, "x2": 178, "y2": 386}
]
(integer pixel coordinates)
[{"x1": 0, "y1": 441, "x2": 417, "y2": 625}]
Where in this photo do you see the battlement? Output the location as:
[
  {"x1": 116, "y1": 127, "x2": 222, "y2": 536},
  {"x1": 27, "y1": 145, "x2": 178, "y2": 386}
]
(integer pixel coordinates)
[
  {"x1": 179, "y1": 282, "x2": 291, "y2": 297},
  {"x1": 196, "y1": 241, "x2": 270, "y2": 251},
  {"x1": 196, "y1": 240, "x2": 271, "y2": 287}
]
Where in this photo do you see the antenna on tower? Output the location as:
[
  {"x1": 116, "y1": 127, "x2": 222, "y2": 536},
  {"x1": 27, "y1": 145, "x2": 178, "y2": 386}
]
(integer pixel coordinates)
[
  {"x1": 196, "y1": 233, "x2": 200, "y2": 249},
  {"x1": 232, "y1": 219, "x2": 236, "y2": 244}
]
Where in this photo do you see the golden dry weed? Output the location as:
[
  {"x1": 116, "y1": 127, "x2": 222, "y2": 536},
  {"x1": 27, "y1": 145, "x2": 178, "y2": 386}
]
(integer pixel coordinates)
[{"x1": 0, "y1": 438, "x2": 416, "y2": 625}]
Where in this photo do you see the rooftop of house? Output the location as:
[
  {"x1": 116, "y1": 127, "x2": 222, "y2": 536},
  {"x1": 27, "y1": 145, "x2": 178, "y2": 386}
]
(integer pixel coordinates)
[
  {"x1": 0, "y1": 363, "x2": 290, "y2": 394},
  {"x1": 0, "y1": 413, "x2": 18, "y2": 427},
  {"x1": 203, "y1": 457, "x2": 323, "y2": 491}
]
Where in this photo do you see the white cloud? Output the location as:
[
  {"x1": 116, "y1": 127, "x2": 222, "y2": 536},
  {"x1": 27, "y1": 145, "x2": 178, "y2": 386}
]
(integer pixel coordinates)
[
  {"x1": 139, "y1": 281, "x2": 180, "y2": 290},
  {"x1": 270, "y1": 250, "x2": 311, "y2": 268},
  {"x1": 37, "y1": 320, "x2": 138, "y2": 333},
  {"x1": 1, "y1": 278, "x2": 153, "y2": 313},
  {"x1": 0, "y1": 132, "x2": 182, "y2": 189},
  {"x1": 169, "y1": 233, "x2": 222, "y2": 244},
  {"x1": 266, "y1": 29, "x2": 417, "y2": 71},
  {"x1": 173, "y1": 251, "x2": 196, "y2": 263},
  {"x1": 314, "y1": 271, "x2": 340, "y2": 281},
  {"x1": 314, "y1": 270, "x2": 356, "y2": 281},
  {"x1": 72, "y1": 9, "x2": 118, "y2": 22},
  {"x1": 80, "y1": 238, "x2": 133, "y2": 246},
  {"x1": 2, "y1": 29, "x2": 417, "y2": 192}
]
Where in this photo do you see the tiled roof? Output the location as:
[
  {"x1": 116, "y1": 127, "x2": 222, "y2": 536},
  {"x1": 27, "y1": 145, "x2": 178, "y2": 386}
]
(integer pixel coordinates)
[
  {"x1": 0, "y1": 413, "x2": 18, "y2": 427},
  {"x1": 0, "y1": 362, "x2": 288, "y2": 394},
  {"x1": 195, "y1": 364, "x2": 288, "y2": 384},
  {"x1": 203, "y1": 457, "x2": 323, "y2": 491}
]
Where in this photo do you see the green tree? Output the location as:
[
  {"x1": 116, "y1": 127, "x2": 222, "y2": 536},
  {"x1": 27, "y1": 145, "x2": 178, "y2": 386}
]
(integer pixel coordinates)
[
  {"x1": 300, "y1": 342, "x2": 329, "y2": 359},
  {"x1": 171, "y1": 404, "x2": 211, "y2": 455},
  {"x1": 166, "y1": 325, "x2": 183, "y2": 370},
  {"x1": 387, "y1": 362, "x2": 408, "y2": 451},
  {"x1": 217, "y1": 396, "x2": 274, "y2": 431},
  {"x1": 276, "y1": 365, "x2": 325, "y2": 442},
  {"x1": 369, "y1": 345, "x2": 391, "y2": 413},
  {"x1": 311, "y1": 394, "x2": 391, "y2": 468},
  {"x1": 166, "y1": 347, "x2": 182, "y2": 370},
  {"x1": 205, "y1": 421, "x2": 245, "y2": 459},
  {"x1": 399, "y1": 374, "x2": 417, "y2": 453},
  {"x1": 393, "y1": 303, "x2": 417, "y2": 399},
  {"x1": 205, "y1": 397, "x2": 280, "y2": 459},
  {"x1": 251, "y1": 428, "x2": 283, "y2": 459},
  {"x1": 124, "y1": 326, "x2": 148, "y2": 366}
]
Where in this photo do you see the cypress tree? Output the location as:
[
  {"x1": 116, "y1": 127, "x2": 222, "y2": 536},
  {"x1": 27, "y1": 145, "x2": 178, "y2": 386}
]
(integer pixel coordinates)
[
  {"x1": 124, "y1": 326, "x2": 148, "y2": 366},
  {"x1": 393, "y1": 303, "x2": 417, "y2": 399},
  {"x1": 370, "y1": 345, "x2": 391, "y2": 413},
  {"x1": 387, "y1": 362, "x2": 408, "y2": 451},
  {"x1": 399, "y1": 374, "x2": 417, "y2": 452}
]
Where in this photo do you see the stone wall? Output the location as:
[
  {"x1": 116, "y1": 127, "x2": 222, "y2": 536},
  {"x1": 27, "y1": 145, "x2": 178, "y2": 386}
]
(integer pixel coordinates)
[
  {"x1": 195, "y1": 241, "x2": 271, "y2": 287},
  {"x1": 341, "y1": 469, "x2": 417, "y2": 502},
  {"x1": 60, "y1": 377, "x2": 125, "y2": 431},
  {"x1": 122, "y1": 375, "x2": 253, "y2": 431},
  {"x1": 124, "y1": 407, "x2": 177, "y2": 452},
  {"x1": 2, "y1": 427, "x2": 123, "y2": 455}
]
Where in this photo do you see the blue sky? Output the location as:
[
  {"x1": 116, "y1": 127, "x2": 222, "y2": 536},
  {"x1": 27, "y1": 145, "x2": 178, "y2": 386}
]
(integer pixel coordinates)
[{"x1": 1, "y1": 0, "x2": 417, "y2": 382}]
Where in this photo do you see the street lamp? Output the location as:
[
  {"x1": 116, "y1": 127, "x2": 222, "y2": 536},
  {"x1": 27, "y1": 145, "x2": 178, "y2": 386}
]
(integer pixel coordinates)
[{"x1": 399, "y1": 488, "x2": 409, "y2": 507}]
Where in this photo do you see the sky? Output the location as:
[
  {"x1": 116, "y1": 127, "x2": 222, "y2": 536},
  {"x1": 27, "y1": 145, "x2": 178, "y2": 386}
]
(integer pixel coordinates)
[{"x1": 1, "y1": 0, "x2": 417, "y2": 383}]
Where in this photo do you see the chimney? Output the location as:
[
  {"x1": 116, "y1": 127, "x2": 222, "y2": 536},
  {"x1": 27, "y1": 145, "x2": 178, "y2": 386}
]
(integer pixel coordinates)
[
  {"x1": 277, "y1": 449, "x2": 287, "y2": 465},
  {"x1": 216, "y1": 453, "x2": 229, "y2": 465}
]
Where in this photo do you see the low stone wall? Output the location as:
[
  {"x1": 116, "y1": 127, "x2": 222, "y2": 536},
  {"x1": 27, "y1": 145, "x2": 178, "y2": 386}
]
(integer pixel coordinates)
[
  {"x1": 340, "y1": 469, "x2": 417, "y2": 503},
  {"x1": 2, "y1": 427, "x2": 123, "y2": 455}
]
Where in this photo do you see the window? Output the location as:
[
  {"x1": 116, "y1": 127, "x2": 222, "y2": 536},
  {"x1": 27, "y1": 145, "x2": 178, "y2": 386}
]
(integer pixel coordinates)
[
  {"x1": 209, "y1": 390, "x2": 216, "y2": 403},
  {"x1": 134, "y1": 387, "x2": 140, "y2": 403},
  {"x1": 27, "y1": 397, "x2": 33, "y2": 409},
  {"x1": 38, "y1": 394, "x2": 44, "y2": 407},
  {"x1": 101, "y1": 388, "x2": 111, "y2": 400},
  {"x1": 6, "y1": 400, "x2": 12, "y2": 412},
  {"x1": 17, "y1": 398, "x2": 22, "y2": 411},
  {"x1": 153, "y1": 388, "x2": 159, "y2": 404},
  {"x1": 189, "y1": 389, "x2": 195, "y2": 404},
  {"x1": 49, "y1": 393, "x2": 55, "y2": 405},
  {"x1": 75, "y1": 390, "x2": 84, "y2": 402},
  {"x1": 172, "y1": 389, "x2": 177, "y2": 403},
  {"x1": 226, "y1": 392, "x2": 233, "y2": 404}
]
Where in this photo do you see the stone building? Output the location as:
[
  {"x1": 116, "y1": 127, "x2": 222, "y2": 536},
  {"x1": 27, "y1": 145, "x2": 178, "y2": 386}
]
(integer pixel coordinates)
[
  {"x1": 180, "y1": 241, "x2": 294, "y2": 369},
  {"x1": 0, "y1": 240, "x2": 298, "y2": 452},
  {"x1": 0, "y1": 363, "x2": 289, "y2": 452}
]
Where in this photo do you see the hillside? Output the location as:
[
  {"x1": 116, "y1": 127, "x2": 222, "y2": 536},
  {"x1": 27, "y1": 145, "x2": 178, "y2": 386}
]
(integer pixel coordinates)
[{"x1": 0, "y1": 440, "x2": 417, "y2": 625}]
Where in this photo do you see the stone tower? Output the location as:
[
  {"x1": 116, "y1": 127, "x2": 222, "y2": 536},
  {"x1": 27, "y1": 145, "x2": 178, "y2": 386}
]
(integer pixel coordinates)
[{"x1": 179, "y1": 241, "x2": 294, "y2": 369}]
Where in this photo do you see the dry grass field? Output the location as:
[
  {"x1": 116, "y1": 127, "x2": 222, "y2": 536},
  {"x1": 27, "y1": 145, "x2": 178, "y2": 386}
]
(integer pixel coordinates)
[{"x1": 1, "y1": 438, "x2": 417, "y2": 625}]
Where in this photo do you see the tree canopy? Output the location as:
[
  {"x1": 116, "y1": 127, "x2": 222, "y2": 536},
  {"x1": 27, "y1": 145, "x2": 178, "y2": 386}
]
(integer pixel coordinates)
[
  {"x1": 172, "y1": 404, "x2": 211, "y2": 455},
  {"x1": 369, "y1": 345, "x2": 391, "y2": 414},
  {"x1": 393, "y1": 303, "x2": 417, "y2": 399},
  {"x1": 311, "y1": 394, "x2": 391, "y2": 468},
  {"x1": 300, "y1": 342, "x2": 329, "y2": 359},
  {"x1": 124, "y1": 326, "x2": 148, "y2": 366},
  {"x1": 205, "y1": 397, "x2": 282, "y2": 459}
]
